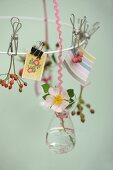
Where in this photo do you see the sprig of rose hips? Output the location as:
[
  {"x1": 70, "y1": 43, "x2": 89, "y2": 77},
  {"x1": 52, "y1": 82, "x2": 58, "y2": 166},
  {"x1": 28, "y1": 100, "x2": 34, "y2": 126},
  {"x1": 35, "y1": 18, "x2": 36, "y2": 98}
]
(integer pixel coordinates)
[
  {"x1": 71, "y1": 50, "x2": 83, "y2": 63},
  {"x1": 0, "y1": 55, "x2": 27, "y2": 92},
  {"x1": 71, "y1": 85, "x2": 95, "y2": 123}
]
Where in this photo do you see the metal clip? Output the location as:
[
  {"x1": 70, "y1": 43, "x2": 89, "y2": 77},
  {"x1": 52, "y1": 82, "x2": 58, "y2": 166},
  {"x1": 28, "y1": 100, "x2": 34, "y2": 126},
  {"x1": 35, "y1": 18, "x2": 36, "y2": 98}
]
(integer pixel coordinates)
[
  {"x1": 7, "y1": 17, "x2": 22, "y2": 56},
  {"x1": 87, "y1": 22, "x2": 100, "y2": 38},
  {"x1": 70, "y1": 13, "x2": 78, "y2": 55},
  {"x1": 70, "y1": 13, "x2": 76, "y2": 35},
  {"x1": 79, "y1": 16, "x2": 87, "y2": 32},
  {"x1": 31, "y1": 41, "x2": 44, "y2": 58}
]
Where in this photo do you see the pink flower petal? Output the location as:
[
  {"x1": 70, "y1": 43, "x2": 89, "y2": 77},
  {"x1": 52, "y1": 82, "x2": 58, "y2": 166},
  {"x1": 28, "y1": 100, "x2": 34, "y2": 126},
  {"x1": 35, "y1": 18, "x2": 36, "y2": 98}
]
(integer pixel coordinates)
[
  {"x1": 51, "y1": 100, "x2": 69, "y2": 113},
  {"x1": 51, "y1": 105, "x2": 63, "y2": 113},
  {"x1": 44, "y1": 95, "x2": 54, "y2": 107},
  {"x1": 49, "y1": 87, "x2": 59, "y2": 96},
  {"x1": 60, "y1": 100, "x2": 69, "y2": 110},
  {"x1": 61, "y1": 90, "x2": 70, "y2": 100}
]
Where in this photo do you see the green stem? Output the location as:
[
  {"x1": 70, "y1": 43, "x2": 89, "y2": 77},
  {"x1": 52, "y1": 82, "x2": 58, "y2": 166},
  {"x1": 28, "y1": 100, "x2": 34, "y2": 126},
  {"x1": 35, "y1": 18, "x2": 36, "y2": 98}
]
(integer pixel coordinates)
[
  {"x1": 8, "y1": 55, "x2": 13, "y2": 74},
  {"x1": 12, "y1": 56, "x2": 16, "y2": 74},
  {"x1": 73, "y1": 85, "x2": 84, "y2": 111},
  {"x1": 79, "y1": 85, "x2": 84, "y2": 100},
  {"x1": 18, "y1": 75, "x2": 25, "y2": 83},
  {"x1": 60, "y1": 117, "x2": 75, "y2": 146}
]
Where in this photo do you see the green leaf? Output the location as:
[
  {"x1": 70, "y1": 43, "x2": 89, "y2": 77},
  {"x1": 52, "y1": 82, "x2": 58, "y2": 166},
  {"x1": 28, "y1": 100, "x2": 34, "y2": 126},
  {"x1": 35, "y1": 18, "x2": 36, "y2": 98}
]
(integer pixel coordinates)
[
  {"x1": 19, "y1": 55, "x2": 26, "y2": 62},
  {"x1": 29, "y1": 61, "x2": 33, "y2": 65},
  {"x1": 66, "y1": 102, "x2": 74, "y2": 109},
  {"x1": 42, "y1": 83, "x2": 50, "y2": 93},
  {"x1": 67, "y1": 89, "x2": 75, "y2": 98},
  {"x1": 37, "y1": 64, "x2": 41, "y2": 69},
  {"x1": 42, "y1": 93, "x2": 49, "y2": 100},
  {"x1": 33, "y1": 68, "x2": 36, "y2": 72},
  {"x1": 52, "y1": 54, "x2": 57, "y2": 64},
  {"x1": 69, "y1": 98, "x2": 74, "y2": 103}
]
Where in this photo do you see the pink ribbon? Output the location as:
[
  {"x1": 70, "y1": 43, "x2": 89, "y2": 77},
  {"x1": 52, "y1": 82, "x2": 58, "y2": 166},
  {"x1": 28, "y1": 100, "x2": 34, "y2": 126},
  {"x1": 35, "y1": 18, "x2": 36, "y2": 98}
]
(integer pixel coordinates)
[
  {"x1": 43, "y1": 0, "x2": 48, "y2": 43},
  {"x1": 55, "y1": 112, "x2": 69, "y2": 119},
  {"x1": 41, "y1": 75, "x2": 52, "y2": 83},
  {"x1": 34, "y1": 0, "x2": 49, "y2": 96},
  {"x1": 53, "y1": 0, "x2": 63, "y2": 94}
]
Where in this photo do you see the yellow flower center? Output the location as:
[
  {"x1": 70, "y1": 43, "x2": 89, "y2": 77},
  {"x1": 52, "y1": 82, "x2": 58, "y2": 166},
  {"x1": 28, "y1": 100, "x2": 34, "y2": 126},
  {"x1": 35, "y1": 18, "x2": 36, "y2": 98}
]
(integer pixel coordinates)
[{"x1": 53, "y1": 95, "x2": 64, "y2": 105}]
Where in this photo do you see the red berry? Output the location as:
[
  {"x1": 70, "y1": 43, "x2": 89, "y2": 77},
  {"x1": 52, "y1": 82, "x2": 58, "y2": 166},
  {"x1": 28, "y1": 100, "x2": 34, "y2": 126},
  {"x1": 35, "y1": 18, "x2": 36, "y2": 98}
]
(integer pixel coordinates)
[
  {"x1": 10, "y1": 80, "x2": 14, "y2": 85},
  {"x1": 10, "y1": 74, "x2": 14, "y2": 78},
  {"x1": 14, "y1": 75, "x2": 18, "y2": 81},
  {"x1": 5, "y1": 84, "x2": 8, "y2": 88},
  {"x1": 78, "y1": 57, "x2": 82, "y2": 62},
  {"x1": 72, "y1": 57, "x2": 79, "y2": 63},
  {"x1": 19, "y1": 83, "x2": 23, "y2": 88},
  {"x1": 77, "y1": 50, "x2": 83, "y2": 57},
  {"x1": 19, "y1": 68, "x2": 23, "y2": 77},
  {"x1": 8, "y1": 85, "x2": 12, "y2": 89},
  {"x1": 1, "y1": 81, "x2": 6, "y2": 86},
  {"x1": 72, "y1": 57, "x2": 75, "y2": 63},
  {"x1": 33, "y1": 59, "x2": 39, "y2": 66}
]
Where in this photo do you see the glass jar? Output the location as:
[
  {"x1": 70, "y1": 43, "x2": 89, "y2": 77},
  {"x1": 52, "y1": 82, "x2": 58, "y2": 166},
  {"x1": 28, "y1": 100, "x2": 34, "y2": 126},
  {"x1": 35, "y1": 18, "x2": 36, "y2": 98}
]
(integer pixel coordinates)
[{"x1": 46, "y1": 111, "x2": 76, "y2": 154}]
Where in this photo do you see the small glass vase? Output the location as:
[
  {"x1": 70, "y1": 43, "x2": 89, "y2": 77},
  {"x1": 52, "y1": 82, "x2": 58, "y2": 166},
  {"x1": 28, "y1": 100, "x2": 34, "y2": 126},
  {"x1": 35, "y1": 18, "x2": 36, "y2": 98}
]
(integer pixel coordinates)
[{"x1": 46, "y1": 111, "x2": 76, "y2": 154}]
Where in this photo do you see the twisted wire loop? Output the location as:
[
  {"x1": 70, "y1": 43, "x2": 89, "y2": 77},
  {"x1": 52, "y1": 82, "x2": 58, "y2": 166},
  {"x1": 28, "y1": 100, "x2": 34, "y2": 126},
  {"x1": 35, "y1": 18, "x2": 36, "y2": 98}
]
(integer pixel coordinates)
[
  {"x1": 53, "y1": 0, "x2": 63, "y2": 94},
  {"x1": 7, "y1": 17, "x2": 22, "y2": 56}
]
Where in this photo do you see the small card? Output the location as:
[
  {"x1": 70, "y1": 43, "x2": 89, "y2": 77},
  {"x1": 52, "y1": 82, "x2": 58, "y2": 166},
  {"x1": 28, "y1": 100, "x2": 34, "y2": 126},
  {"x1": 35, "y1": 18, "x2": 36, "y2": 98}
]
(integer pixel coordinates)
[
  {"x1": 63, "y1": 48, "x2": 96, "y2": 85},
  {"x1": 22, "y1": 53, "x2": 47, "y2": 80}
]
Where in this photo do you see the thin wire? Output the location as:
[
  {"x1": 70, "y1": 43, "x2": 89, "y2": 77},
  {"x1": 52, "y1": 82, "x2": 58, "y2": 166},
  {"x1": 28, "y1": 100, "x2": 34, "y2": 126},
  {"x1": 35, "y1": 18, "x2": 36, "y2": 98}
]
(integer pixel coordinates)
[
  {"x1": 0, "y1": 40, "x2": 86, "y2": 55},
  {"x1": 7, "y1": 17, "x2": 22, "y2": 56},
  {"x1": 0, "y1": 16, "x2": 86, "y2": 55},
  {"x1": 0, "y1": 16, "x2": 71, "y2": 27}
]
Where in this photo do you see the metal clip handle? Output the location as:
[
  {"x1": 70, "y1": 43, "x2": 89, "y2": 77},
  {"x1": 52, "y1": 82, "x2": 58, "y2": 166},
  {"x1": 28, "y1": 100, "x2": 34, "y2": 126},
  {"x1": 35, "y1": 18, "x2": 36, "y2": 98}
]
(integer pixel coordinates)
[
  {"x1": 88, "y1": 22, "x2": 100, "y2": 37},
  {"x1": 31, "y1": 41, "x2": 44, "y2": 58},
  {"x1": 7, "y1": 17, "x2": 22, "y2": 56}
]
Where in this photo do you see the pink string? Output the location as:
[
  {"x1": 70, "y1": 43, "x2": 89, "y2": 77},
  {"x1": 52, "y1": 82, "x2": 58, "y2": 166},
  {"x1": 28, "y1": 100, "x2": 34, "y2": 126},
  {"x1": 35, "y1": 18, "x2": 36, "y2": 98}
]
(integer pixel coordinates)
[
  {"x1": 34, "y1": 0, "x2": 49, "y2": 96},
  {"x1": 43, "y1": 0, "x2": 48, "y2": 43},
  {"x1": 42, "y1": 75, "x2": 52, "y2": 83},
  {"x1": 34, "y1": 81, "x2": 39, "y2": 95},
  {"x1": 55, "y1": 112, "x2": 69, "y2": 119},
  {"x1": 53, "y1": 0, "x2": 63, "y2": 94}
]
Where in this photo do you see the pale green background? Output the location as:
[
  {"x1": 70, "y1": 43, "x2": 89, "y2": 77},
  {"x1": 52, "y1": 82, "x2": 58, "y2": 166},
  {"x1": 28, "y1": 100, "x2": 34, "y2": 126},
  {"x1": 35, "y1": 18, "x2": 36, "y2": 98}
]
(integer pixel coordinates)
[{"x1": 0, "y1": 0, "x2": 113, "y2": 170}]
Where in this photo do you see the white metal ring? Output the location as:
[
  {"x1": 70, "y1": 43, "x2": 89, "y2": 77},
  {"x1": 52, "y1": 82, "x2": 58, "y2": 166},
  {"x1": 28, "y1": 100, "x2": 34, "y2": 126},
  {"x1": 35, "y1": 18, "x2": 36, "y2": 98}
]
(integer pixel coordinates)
[{"x1": 0, "y1": 16, "x2": 86, "y2": 55}]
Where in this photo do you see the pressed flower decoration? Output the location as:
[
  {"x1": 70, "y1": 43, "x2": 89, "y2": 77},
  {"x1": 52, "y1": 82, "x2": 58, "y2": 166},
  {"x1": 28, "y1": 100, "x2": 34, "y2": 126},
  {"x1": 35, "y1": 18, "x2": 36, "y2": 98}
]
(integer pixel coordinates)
[{"x1": 18, "y1": 42, "x2": 58, "y2": 95}]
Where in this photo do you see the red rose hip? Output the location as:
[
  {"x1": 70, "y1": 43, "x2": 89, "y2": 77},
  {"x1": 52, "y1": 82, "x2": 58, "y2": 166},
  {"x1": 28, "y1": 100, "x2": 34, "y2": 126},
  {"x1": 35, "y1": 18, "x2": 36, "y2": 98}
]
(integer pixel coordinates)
[
  {"x1": 77, "y1": 50, "x2": 83, "y2": 57},
  {"x1": 10, "y1": 80, "x2": 14, "y2": 85},
  {"x1": 72, "y1": 57, "x2": 79, "y2": 63},
  {"x1": 19, "y1": 68, "x2": 23, "y2": 77}
]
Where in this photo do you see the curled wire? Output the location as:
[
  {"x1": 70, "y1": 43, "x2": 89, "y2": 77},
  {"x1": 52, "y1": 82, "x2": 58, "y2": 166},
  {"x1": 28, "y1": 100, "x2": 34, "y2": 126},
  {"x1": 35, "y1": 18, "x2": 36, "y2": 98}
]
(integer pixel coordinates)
[{"x1": 7, "y1": 17, "x2": 22, "y2": 56}]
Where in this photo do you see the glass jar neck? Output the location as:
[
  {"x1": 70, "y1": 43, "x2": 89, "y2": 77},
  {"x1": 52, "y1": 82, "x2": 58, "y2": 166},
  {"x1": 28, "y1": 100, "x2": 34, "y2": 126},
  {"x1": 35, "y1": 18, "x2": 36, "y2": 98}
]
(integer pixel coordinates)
[{"x1": 55, "y1": 111, "x2": 69, "y2": 119}]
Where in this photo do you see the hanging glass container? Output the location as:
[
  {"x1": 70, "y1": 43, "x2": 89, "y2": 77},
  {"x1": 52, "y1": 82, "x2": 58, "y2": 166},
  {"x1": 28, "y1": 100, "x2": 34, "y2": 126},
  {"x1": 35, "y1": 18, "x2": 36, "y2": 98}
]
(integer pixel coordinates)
[{"x1": 46, "y1": 111, "x2": 76, "y2": 154}]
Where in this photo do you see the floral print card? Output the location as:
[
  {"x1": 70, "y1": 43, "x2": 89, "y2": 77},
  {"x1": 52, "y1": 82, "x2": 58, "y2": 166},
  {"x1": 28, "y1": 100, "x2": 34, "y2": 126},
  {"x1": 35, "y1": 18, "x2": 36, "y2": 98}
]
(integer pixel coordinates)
[{"x1": 22, "y1": 53, "x2": 47, "y2": 80}]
